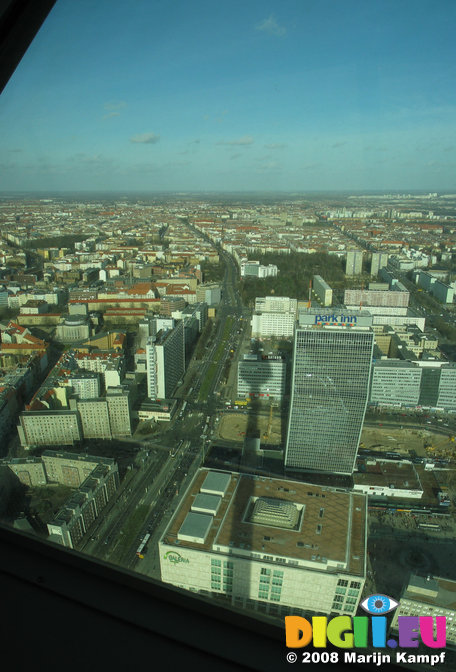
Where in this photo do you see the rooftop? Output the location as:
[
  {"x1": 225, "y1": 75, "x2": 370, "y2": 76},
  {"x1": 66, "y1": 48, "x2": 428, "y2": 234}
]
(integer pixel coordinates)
[
  {"x1": 162, "y1": 469, "x2": 367, "y2": 576},
  {"x1": 402, "y1": 574, "x2": 456, "y2": 611},
  {"x1": 354, "y1": 459, "x2": 422, "y2": 492}
]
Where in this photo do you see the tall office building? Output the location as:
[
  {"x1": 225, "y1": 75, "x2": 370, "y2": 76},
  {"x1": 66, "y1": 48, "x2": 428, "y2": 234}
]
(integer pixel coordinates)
[{"x1": 285, "y1": 310, "x2": 374, "y2": 475}]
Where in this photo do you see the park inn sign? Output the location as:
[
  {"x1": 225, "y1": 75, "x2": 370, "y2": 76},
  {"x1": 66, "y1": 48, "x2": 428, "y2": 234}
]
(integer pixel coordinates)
[
  {"x1": 298, "y1": 310, "x2": 373, "y2": 328},
  {"x1": 314, "y1": 313, "x2": 358, "y2": 325}
]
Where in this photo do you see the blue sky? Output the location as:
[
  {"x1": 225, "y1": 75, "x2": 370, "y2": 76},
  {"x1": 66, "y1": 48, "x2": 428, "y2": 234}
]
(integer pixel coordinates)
[{"x1": 1, "y1": 0, "x2": 456, "y2": 193}]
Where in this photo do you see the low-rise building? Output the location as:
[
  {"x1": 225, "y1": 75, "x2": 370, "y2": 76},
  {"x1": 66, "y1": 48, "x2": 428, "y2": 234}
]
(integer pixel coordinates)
[
  {"x1": 160, "y1": 469, "x2": 367, "y2": 619},
  {"x1": 46, "y1": 454, "x2": 119, "y2": 548},
  {"x1": 353, "y1": 459, "x2": 423, "y2": 499},
  {"x1": 390, "y1": 575, "x2": 456, "y2": 648},
  {"x1": 137, "y1": 398, "x2": 177, "y2": 422}
]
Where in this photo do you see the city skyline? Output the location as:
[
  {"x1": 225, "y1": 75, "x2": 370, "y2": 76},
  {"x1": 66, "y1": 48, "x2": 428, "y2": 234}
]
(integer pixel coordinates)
[{"x1": 1, "y1": 0, "x2": 456, "y2": 193}]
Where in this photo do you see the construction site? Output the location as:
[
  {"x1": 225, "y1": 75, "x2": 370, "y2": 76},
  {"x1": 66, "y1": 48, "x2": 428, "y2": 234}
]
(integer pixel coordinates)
[
  {"x1": 360, "y1": 424, "x2": 456, "y2": 461},
  {"x1": 216, "y1": 406, "x2": 283, "y2": 445},
  {"x1": 216, "y1": 410, "x2": 456, "y2": 465}
]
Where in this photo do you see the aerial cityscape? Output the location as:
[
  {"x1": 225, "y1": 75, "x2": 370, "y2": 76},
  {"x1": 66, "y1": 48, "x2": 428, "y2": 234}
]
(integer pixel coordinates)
[
  {"x1": 1, "y1": 1, "x2": 456, "y2": 668},
  {"x1": 0, "y1": 192, "x2": 455, "y2": 655}
]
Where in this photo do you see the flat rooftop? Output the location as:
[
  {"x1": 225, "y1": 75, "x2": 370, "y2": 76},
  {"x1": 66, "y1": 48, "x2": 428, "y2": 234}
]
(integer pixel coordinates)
[
  {"x1": 402, "y1": 574, "x2": 456, "y2": 610},
  {"x1": 161, "y1": 469, "x2": 367, "y2": 576},
  {"x1": 354, "y1": 459, "x2": 422, "y2": 492}
]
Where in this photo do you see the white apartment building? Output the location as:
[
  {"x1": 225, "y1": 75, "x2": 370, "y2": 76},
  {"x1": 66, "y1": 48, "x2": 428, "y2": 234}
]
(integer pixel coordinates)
[
  {"x1": 237, "y1": 355, "x2": 286, "y2": 400},
  {"x1": 345, "y1": 250, "x2": 363, "y2": 275},
  {"x1": 251, "y1": 312, "x2": 296, "y2": 339},
  {"x1": 46, "y1": 454, "x2": 119, "y2": 548},
  {"x1": 370, "y1": 252, "x2": 389, "y2": 276},
  {"x1": 76, "y1": 399, "x2": 112, "y2": 439},
  {"x1": 106, "y1": 386, "x2": 131, "y2": 437},
  {"x1": 146, "y1": 320, "x2": 185, "y2": 399},
  {"x1": 18, "y1": 410, "x2": 82, "y2": 448},
  {"x1": 240, "y1": 261, "x2": 278, "y2": 278},
  {"x1": 344, "y1": 288, "x2": 410, "y2": 308},
  {"x1": 254, "y1": 297, "x2": 297, "y2": 314},
  {"x1": 312, "y1": 275, "x2": 333, "y2": 307},
  {"x1": 60, "y1": 371, "x2": 100, "y2": 399},
  {"x1": 251, "y1": 296, "x2": 297, "y2": 339},
  {"x1": 370, "y1": 361, "x2": 423, "y2": 407},
  {"x1": 42, "y1": 451, "x2": 102, "y2": 486},
  {"x1": 160, "y1": 469, "x2": 367, "y2": 619}
]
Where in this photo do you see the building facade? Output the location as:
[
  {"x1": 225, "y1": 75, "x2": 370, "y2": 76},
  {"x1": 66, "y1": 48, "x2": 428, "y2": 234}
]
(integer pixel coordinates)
[
  {"x1": 237, "y1": 355, "x2": 286, "y2": 400},
  {"x1": 345, "y1": 250, "x2": 363, "y2": 276},
  {"x1": 285, "y1": 310, "x2": 374, "y2": 475},
  {"x1": 369, "y1": 360, "x2": 456, "y2": 411},
  {"x1": 46, "y1": 454, "x2": 119, "y2": 548},
  {"x1": 312, "y1": 275, "x2": 333, "y2": 307},
  {"x1": 344, "y1": 288, "x2": 410, "y2": 308},
  {"x1": 146, "y1": 319, "x2": 185, "y2": 399},
  {"x1": 18, "y1": 410, "x2": 82, "y2": 448},
  {"x1": 370, "y1": 360, "x2": 422, "y2": 407},
  {"x1": 251, "y1": 312, "x2": 296, "y2": 339},
  {"x1": 370, "y1": 252, "x2": 389, "y2": 276}
]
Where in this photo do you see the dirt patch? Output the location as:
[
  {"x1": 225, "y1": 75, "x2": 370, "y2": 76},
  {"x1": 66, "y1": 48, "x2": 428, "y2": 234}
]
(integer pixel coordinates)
[
  {"x1": 218, "y1": 412, "x2": 282, "y2": 444},
  {"x1": 360, "y1": 426, "x2": 456, "y2": 459}
]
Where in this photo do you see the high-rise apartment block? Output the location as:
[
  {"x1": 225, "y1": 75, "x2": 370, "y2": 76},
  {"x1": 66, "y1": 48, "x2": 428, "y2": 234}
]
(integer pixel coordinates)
[
  {"x1": 146, "y1": 319, "x2": 185, "y2": 399},
  {"x1": 345, "y1": 250, "x2": 363, "y2": 276},
  {"x1": 312, "y1": 275, "x2": 333, "y2": 307},
  {"x1": 285, "y1": 310, "x2": 374, "y2": 475},
  {"x1": 370, "y1": 252, "x2": 389, "y2": 276}
]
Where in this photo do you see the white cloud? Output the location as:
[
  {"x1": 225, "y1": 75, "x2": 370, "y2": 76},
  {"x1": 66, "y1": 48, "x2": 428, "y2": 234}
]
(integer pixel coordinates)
[
  {"x1": 130, "y1": 133, "x2": 160, "y2": 144},
  {"x1": 255, "y1": 15, "x2": 286, "y2": 37},
  {"x1": 103, "y1": 101, "x2": 127, "y2": 120},
  {"x1": 216, "y1": 135, "x2": 254, "y2": 146},
  {"x1": 264, "y1": 143, "x2": 287, "y2": 150},
  {"x1": 255, "y1": 160, "x2": 281, "y2": 172},
  {"x1": 104, "y1": 101, "x2": 127, "y2": 111}
]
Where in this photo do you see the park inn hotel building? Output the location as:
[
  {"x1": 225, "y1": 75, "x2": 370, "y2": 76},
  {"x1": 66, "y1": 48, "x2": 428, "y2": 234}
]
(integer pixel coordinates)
[
  {"x1": 285, "y1": 309, "x2": 375, "y2": 475},
  {"x1": 159, "y1": 469, "x2": 367, "y2": 618}
]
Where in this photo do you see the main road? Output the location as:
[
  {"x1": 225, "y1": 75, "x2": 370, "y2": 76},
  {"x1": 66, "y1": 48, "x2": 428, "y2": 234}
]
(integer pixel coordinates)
[{"x1": 83, "y1": 237, "x2": 248, "y2": 570}]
